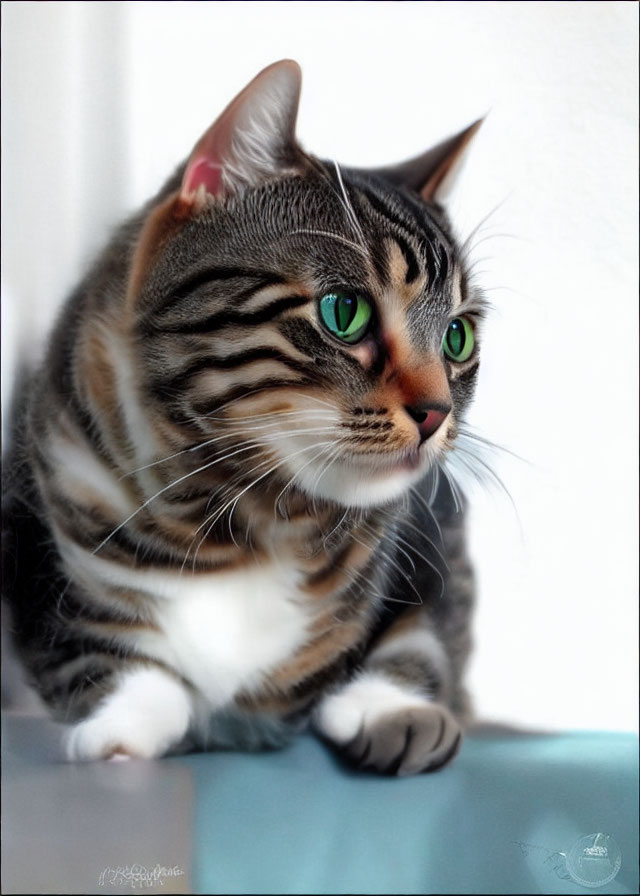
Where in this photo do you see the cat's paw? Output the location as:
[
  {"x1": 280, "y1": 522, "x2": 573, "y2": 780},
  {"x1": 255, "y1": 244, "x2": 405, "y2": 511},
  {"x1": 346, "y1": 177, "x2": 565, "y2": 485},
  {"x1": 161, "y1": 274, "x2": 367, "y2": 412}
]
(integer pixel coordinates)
[
  {"x1": 341, "y1": 702, "x2": 461, "y2": 775},
  {"x1": 65, "y1": 667, "x2": 191, "y2": 761},
  {"x1": 314, "y1": 673, "x2": 461, "y2": 775}
]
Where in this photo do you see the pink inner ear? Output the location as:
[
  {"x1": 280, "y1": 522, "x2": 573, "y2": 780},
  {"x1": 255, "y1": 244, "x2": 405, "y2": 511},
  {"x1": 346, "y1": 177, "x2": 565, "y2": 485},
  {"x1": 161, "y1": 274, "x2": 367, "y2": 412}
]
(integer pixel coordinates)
[{"x1": 182, "y1": 156, "x2": 223, "y2": 198}]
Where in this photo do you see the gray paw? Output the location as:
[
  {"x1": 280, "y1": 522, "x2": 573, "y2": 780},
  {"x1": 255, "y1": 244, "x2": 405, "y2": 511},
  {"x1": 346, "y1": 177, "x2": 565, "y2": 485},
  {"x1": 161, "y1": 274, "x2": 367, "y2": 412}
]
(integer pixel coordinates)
[{"x1": 341, "y1": 702, "x2": 462, "y2": 776}]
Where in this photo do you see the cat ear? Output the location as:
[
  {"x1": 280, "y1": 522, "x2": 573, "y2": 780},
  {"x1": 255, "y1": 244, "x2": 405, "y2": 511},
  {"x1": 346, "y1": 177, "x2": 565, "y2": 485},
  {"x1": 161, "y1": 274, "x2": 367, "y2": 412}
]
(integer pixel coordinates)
[
  {"x1": 372, "y1": 119, "x2": 483, "y2": 204},
  {"x1": 180, "y1": 59, "x2": 304, "y2": 204}
]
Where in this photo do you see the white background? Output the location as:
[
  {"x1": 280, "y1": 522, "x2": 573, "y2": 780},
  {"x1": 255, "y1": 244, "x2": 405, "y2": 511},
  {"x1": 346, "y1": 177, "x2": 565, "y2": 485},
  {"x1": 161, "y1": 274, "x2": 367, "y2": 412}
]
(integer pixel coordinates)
[{"x1": 2, "y1": 1, "x2": 638, "y2": 732}]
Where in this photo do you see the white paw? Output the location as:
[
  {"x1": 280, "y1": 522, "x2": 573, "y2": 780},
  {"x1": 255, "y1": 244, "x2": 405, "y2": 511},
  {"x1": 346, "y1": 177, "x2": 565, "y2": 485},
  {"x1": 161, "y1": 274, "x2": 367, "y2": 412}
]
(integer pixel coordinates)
[
  {"x1": 313, "y1": 672, "x2": 461, "y2": 775},
  {"x1": 65, "y1": 667, "x2": 192, "y2": 761},
  {"x1": 313, "y1": 672, "x2": 430, "y2": 744}
]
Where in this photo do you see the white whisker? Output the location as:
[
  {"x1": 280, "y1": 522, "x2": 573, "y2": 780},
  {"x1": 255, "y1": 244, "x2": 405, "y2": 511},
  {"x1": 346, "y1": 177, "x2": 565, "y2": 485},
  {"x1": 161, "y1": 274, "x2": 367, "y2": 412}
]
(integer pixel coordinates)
[
  {"x1": 397, "y1": 511, "x2": 450, "y2": 577},
  {"x1": 289, "y1": 228, "x2": 369, "y2": 260},
  {"x1": 353, "y1": 525, "x2": 423, "y2": 606},
  {"x1": 391, "y1": 527, "x2": 446, "y2": 600},
  {"x1": 409, "y1": 482, "x2": 444, "y2": 547},
  {"x1": 459, "y1": 194, "x2": 513, "y2": 261},
  {"x1": 437, "y1": 462, "x2": 464, "y2": 513},
  {"x1": 332, "y1": 160, "x2": 368, "y2": 250},
  {"x1": 92, "y1": 444, "x2": 263, "y2": 555},
  {"x1": 272, "y1": 441, "x2": 336, "y2": 516},
  {"x1": 186, "y1": 439, "x2": 335, "y2": 569}
]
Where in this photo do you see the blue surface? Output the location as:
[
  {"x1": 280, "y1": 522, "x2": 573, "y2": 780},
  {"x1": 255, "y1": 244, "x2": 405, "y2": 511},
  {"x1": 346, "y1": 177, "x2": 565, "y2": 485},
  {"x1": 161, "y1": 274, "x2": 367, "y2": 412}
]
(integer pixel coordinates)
[
  {"x1": 180, "y1": 730, "x2": 638, "y2": 895},
  {"x1": 2, "y1": 714, "x2": 637, "y2": 894}
]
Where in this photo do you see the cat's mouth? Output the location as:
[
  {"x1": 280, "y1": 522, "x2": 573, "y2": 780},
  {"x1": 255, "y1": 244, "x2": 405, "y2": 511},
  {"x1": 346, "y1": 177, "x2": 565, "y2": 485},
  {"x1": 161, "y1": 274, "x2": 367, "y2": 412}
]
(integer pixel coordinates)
[
  {"x1": 361, "y1": 445, "x2": 424, "y2": 474},
  {"x1": 280, "y1": 439, "x2": 436, "y2": 508},
  {"x1": 345, "y1": 441, "x2": 436, "y2": 481}
]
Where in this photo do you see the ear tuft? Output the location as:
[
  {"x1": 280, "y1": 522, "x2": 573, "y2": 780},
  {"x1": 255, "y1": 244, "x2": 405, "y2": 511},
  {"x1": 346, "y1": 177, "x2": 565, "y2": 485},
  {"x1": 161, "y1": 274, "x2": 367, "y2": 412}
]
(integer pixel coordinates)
[{"x1": 180, "y1": 59, "x2": 303, "y2": 203}]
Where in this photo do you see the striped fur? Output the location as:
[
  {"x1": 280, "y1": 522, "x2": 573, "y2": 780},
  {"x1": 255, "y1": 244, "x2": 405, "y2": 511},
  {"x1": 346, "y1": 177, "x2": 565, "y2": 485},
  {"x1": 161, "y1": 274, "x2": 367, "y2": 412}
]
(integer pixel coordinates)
[{"x1": 3, "y1": 61, "x2": 486, "y2": 772}]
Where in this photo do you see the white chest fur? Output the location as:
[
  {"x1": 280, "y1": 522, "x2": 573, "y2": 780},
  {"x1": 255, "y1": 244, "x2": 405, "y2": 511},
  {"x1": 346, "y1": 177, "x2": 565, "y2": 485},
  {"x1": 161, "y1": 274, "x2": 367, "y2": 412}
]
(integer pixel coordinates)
[{"x1": 135, "y1": 564, "x2": 310, "y2": 708}]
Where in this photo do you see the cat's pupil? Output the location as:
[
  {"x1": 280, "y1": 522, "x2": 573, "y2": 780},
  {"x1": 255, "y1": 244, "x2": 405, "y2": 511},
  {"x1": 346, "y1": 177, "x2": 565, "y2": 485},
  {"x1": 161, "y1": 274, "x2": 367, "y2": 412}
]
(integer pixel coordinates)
[
  {"x1": 447, "y1": 320, "x2": 465, "y2": 356},
  {"x1": 336, "y1": 294, "x2": 357, "y2": 332}
]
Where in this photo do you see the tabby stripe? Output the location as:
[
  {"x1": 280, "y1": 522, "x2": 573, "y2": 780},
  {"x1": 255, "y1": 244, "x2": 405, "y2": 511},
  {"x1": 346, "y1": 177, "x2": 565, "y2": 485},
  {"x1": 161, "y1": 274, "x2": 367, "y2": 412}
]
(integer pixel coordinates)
[
  {"x1": 56, "y1": 667, "x2": 114, "y2": 709},
  {"x1": 451, "y1": 359, "x2": 479, "y2": 387},
  {"x1": 358, "y1": 186, "x2": 425, "y2": 242},
  {"x1": 53, "y1": 515, "x2": 167, "y2": 567},
  {"x1": 51, "y1": 499, "x2": 228, "y2": 569},
  {"x1": 458, "y1": 266, "x2": 472, "y2": 304},
  {"x1": 161, "y1": 486, "x2": 213, "y2": 504},
  {"x1": 305, "y1": 536, "x2": 366, "y2": 588},
  {"x1": 146, "y1": 294, "x2": 310, "y2": 336},
  {"x1": 43, "y1": 666, "x2": 113, "y2": 705},
  {"x1": 152, "y1": 267, "x2": 286, "y2": 315},
  {"x1": 368, "y1": 654, "x2": 444, "y2": 701},
  {"x1": 352, "y1": 187, "x2": 421, "y2": 282},
  {"x1": 279, "y1": 319, "x2": 366, "y2": 376},
  {"x1": 31, "y1": 439, "x2": 56, "y2": 477},
  {"x1": 390, "y1": 187, "x2": 446, "y2": 246},
  {"x1": 370, "y1": 185, "x2": 455, "y2": 290},
  {"x1": 47, "y1": 303, "x2": 114, "y2": 461},
  {"x1": 188, "y1": 377, "x2": 315, "y2": 419},
  {"x1": 393, "y1": 231, "x2": 421, "y2": 284},
  {"x1": 402, "y1": 193, "x2": 456, "y2": 290},
  {"x1": 359, "y1": 187, "x2": 439, "y2": 286},
  {"x1": 369, "y1": 239, "x2": 390, "y2": 286},
  {"x1": 42, "y1": 653, "x2": 188, "y2": 702},
  {"x1": 153, "y1": 346, "x2": 315, "y2": 394},
  {"x1": 66, "y1": 387, "x2": 115, "y2": 465},
  {"x1": 36, "y1": 640, "x2": 132, "y2": 675},
  {"x1": 47, "y1": 488, "x2": 127, "y2": 534},
  {"x1": 111, "y1": 524, "x2": 239, "y2": 569},
  {"x1": 289, "y1": 648, "x2": 364, "y2": 701},
  {"x1": 55, "y1": 590, "x2": 144, "y2": 627},
  {"x1": 438, "y1": 243, "x2": 449, "y2": 285}
]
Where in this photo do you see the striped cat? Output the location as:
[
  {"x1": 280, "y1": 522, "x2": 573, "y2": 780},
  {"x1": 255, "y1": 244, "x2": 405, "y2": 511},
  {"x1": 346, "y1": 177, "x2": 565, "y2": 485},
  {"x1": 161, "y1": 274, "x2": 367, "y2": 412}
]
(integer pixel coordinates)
[{"x1": 3, "y1": 60, "x2": 486, "y2": 773}]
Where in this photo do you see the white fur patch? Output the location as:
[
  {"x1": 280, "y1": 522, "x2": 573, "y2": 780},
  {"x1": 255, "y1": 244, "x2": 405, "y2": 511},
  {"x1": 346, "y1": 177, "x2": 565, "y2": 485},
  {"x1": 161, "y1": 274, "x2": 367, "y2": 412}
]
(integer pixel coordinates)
[
  {"x1": 108, "y1": 330, "x2": 159, "y2": 470},
  {"x1": 313, "y1": 671, "x2": 431, "y2": 746},
  {"x1": 49, "y1": 434, "x2": 135, "y2": 518},
  {"x1": 287, "y1": 450, "x2": 436, "y2": 509},
  {"x1": 66, "y1": 667, "x2": 191, "y2": 761},
  {"x1": 136, "y1": 564, "x2": 311, "y2": 706},
  {"x1": 59, "y1": 541, "x2": 312, "y2": 711}
]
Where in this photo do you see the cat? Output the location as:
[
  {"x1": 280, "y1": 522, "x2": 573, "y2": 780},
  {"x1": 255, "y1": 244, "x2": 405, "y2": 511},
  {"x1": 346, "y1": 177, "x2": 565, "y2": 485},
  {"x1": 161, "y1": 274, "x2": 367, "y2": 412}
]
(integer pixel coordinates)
[{"x1": 2, "y1": 59, "x2": 487, "y2": 774}]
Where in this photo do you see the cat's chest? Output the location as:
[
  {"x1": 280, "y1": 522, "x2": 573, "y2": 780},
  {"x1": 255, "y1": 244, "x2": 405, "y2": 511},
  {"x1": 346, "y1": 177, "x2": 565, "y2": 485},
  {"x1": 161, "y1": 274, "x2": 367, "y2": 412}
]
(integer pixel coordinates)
[{"x1": 138, "y1": 564, "x2": 311, "y2": 706}]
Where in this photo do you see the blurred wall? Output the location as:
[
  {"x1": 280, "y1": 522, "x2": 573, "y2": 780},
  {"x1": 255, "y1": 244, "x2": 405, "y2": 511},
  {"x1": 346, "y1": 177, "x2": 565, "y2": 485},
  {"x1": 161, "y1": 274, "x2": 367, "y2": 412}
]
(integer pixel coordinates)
[{"x1": 2, "y1": 0, "x2": 638, "y2": 732}]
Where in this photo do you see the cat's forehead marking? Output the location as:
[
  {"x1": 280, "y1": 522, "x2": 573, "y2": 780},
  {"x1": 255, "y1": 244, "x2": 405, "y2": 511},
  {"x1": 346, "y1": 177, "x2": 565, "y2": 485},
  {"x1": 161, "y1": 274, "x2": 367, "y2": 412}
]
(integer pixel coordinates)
[
  {"x1": 383, "y1": 239, "x2": 429, "y2": 309},
  {"x1": 451, "y1": 266, "x2": 464, "y2": 312},
  {"x1": 353, "y1": 183, "x2": 456, "y2": 316}
]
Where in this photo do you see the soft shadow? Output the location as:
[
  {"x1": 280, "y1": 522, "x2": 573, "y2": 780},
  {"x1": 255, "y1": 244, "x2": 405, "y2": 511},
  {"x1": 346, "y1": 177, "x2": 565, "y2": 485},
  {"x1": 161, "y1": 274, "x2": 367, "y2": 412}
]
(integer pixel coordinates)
[{"x1": 468, "y1": 718, "x2": 557, "y2": 738}]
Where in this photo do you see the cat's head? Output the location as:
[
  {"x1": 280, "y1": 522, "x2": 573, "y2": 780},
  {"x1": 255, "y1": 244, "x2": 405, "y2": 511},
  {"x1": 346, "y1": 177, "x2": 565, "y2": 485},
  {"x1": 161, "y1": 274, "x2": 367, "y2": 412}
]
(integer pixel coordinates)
[{"x1": 131, "y1": 61, "x2": 485, "y2": 509}]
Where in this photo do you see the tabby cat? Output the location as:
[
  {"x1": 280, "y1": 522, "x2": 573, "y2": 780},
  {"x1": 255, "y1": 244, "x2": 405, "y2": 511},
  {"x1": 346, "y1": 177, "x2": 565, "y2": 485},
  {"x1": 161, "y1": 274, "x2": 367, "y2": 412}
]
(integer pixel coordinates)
[{"x1": 3, "y1": 60, "x2": 486, "y2": 774}]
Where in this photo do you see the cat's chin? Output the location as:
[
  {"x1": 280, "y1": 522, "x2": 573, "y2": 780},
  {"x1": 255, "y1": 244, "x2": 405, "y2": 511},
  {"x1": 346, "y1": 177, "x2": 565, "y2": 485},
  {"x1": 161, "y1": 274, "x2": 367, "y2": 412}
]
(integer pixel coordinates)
[{"x1": 288, "y1": 448, "x2": 433, "y2": 509}]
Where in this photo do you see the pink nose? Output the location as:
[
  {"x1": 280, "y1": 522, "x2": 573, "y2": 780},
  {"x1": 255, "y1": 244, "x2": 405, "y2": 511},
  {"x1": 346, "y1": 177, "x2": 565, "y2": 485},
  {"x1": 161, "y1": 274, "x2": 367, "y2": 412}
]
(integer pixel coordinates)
[{"x1": 404, "y1": 404, "x2": 450, "y2": 443}]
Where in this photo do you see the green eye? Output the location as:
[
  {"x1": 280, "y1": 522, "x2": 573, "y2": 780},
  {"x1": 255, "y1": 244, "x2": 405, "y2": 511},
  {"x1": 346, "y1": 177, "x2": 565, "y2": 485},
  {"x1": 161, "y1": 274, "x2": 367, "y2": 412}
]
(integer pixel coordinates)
[
  {"x1": 318, "y1": 292, "x2": 373, "y2": 344},
  {"x1": 442, "y1": 317, "x2": 475, "y2": 362}
]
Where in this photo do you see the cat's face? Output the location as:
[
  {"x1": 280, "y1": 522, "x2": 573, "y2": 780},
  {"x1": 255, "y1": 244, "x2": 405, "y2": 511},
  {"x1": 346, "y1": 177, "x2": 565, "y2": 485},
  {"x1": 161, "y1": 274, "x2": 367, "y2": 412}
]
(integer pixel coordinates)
[{"x1": 132, "y1": 61, "x2": 484, "y2": 509}]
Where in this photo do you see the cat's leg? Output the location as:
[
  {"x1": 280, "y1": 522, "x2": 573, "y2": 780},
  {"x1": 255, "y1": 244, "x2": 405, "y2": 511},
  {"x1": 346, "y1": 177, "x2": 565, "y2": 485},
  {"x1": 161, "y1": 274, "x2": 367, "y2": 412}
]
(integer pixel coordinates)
[
  {"x1": 313, "y1": 609, "x2": 463, "y2": 775},
  {"x1": 65, "y1": 664, "x2": 192, "y2": 761}
]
